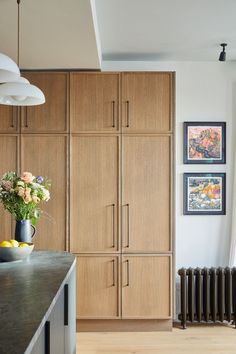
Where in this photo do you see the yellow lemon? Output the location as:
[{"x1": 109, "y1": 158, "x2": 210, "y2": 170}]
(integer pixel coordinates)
[
  {"x1": 9, "y1": 239, "x2": 19, "y2": 248},
  {"x1": 0, "y1": 240, "x2": 12, "y2": 247},
  {"x1": 19, "y1": 242, "x2": 29, "y2": 248}
]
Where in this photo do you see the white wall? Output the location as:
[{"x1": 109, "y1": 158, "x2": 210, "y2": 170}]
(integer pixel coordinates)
[{"x1": 103, "y1": 60, "x2": 236, "y2": 269}]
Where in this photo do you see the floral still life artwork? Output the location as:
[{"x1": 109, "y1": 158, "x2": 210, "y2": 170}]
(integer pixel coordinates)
[
  {"x1": 183, "y1": 122, "x2": 226, "y2": 164},
  {"x1": 0, "y1": 171, "x2": 51, "y2": 224},
  {"x1": 183, "y1": 173, "x2": 226, "y2": 215}
]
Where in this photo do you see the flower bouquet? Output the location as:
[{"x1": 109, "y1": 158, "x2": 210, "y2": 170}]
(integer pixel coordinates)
[{"x1": 0, "y1": 171, "x2": 51, "y2": 242}]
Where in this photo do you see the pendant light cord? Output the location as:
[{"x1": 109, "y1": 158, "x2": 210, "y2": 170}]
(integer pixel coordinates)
[{"x1": 17, "y1": 0, "x2": 20, "y2": 67}]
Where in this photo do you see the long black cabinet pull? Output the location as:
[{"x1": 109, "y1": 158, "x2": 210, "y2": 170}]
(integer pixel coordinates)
[
  {"x1": 45, "y1": 321, "x2": 50, "y2": 354},
  {"x1": 64, "y1": 284, "x2": 69, "y2": 326}
]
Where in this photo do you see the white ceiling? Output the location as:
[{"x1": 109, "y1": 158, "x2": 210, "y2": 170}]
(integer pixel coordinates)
[
  {"x1": 1, "y1": 0, "x2": 236, "y2": 68},
  {"x1": 0, "y1": 0, "x2": 101, "y2": 69},
  {"x1": 95, "y1": 0, "x2": 236, "y2": 61}
]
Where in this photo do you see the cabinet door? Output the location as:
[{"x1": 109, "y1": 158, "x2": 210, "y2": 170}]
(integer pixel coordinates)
[
  {"x1": 122, "y1": 256, "x2": 171, "y2": 318},
  {"x1": 48, "y1": 289, "x2": 65, "y2": 354},
  {"x1": 65, "y1": 266, "x2": 76, "y2": 354},
  {"x1": 70, "y1": 73, "x2": 119, "y2": 132},
  {"x1": 21, "y1": 135, "x2": 67, "y2": 251},
  {"x1": 0, "y1": 106, "x2": 18, "y2": 133},
  {"x1": 76, "y1": 256, "x2": 119, "y2": 318},
  {"x1": 30, "y1": 325, "x2": 45, "y2": 354},
  {"x1": 21, "y1": 72, "x2": 68, "y2": 133},
  {"x1": 71, "y1": 136, "x2": 119, "y2": 253},
  {"x1": 122, "y1": 72, "x2": 173, "y2": 133},
  {"x1": 0, "y1": 136, "x2": 18, "y2": 241},
  {"x1": 122, "y1": 136, "x2": 171, "y2": 253}
]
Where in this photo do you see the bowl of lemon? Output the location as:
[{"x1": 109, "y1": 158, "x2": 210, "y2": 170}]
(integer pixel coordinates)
[{"x1": 0, "y1": 239, "x2": 34, "y2": 262}]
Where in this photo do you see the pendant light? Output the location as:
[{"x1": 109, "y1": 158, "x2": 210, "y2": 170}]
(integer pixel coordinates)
[
  {"x1": 0, "y1": 0, "x2": 45, "y2": 106},
  {"x1": 0, "y1": 53, "x2": 20, "y2": 83}
]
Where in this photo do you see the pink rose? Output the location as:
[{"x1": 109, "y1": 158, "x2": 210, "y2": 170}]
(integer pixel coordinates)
[
  {"x1": 21, "y1": 172, "x2": 34, "y2": 184},
  {"x1": 17, "y1": 187, "x2": 25, "y2": 198}
]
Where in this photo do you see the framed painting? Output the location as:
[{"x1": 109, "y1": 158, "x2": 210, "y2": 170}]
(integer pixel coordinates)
[
  {"x1": 183, "y1": 173, "x2": 226, "y2": 215},
  {"x1": 183, "y1": 122, "x2": 226, "y2": 164}
]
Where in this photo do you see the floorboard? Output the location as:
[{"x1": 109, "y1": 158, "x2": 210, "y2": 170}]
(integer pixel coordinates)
[{"x1": 77, "y1": 323, "x2": 236, "y2": 354}]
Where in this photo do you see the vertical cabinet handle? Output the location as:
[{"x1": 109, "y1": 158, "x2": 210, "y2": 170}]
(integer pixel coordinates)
[
  {"x1": 126, "y1": 204, "x2": 130, "y2": 248},
  {"x1": 112, "y1": 101, "x2": 116, "y2": 128},
  {"x1": 111, "y1": 259, "x2": 116, "y2": 286},
  {"x1": 111, "y1": 204, "x2": 116, "y2": 248},
  {"x1": 64, "y1": 284, "x2": 69, "y2": 326},
  {"x1": 11, "y1": 109, "x2": 15, "y2": 128},
  {"x1": 45, "y1": 321, "x2": 50, "y2": 354},
  {"x1": 25, "y1": 108, "x2": 28, "y2": 128},
  {"x1": 126, "y1": 260, "x2": 130, "y2": 286},
  {"x1": 126, "y1": 101, "x2": 130, "y2": 127}
]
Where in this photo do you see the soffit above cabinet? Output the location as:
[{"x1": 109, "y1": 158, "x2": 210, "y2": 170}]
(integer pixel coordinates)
[{"x1": 0, "y1": 0, "x2": 101, "y2": 69}]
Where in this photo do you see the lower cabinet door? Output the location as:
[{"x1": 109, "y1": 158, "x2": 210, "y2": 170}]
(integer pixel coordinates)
[
  {"x1": 48, "y1": 288, "x2": 65, "y2": 354},
  {"x1": 65, "y1": 266, "x2": 76, "y2": 354},
  {"x1": 30, "y1": 327, "x2": 45, "y2": 354},
  {"x1": 76, "y1": 256, "x2": 119, "y2": 318},
  {"x1": 122, "y1": 255, "x2": 171, "y2": 319}
]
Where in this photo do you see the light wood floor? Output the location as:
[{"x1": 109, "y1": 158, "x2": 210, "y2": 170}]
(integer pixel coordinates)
[{"x1": 77, "y1": 324, "x2": 236, "y2": 354}]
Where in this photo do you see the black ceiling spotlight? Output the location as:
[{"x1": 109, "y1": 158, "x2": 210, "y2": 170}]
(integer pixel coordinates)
[{"x1": 219, "y1": 43, "x2": 227, "y2": 61}]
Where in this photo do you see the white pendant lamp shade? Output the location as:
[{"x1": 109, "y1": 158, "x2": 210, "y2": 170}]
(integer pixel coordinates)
[
  {"x1": 0, "y1": 77, "x2": 45, "y2": 106},
  {"x1": 0, "y1": 53, "x2": 20, "y2": 83}
]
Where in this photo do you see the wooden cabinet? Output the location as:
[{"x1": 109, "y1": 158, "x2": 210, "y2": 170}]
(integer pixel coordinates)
[
  {"x1": 0, "y1": 136, "x2": 18, "y2": 241},
  {"x1": 121, "y1": 72, "x2": 173, "y2": 133},
  {"x1": 0, "y1": 106, "x2": 18, "y2": 133},
  {"x1": 71, "y1": 136, "x2": 119, "y2": 253},
  {"x1": 21, "y1": 135, "x2": 67, "y2": 251},
  {"x1": 21, "y1": 72, "x2": 68, "y2": 133},
  {"x1": 122, "y1": 136, "x2": 171, "y2": 253},
  {"x1": 122, "y1": 255, "x2": 171, "y2": 318},
  {"x1": 70, "y1": 73, "x2": 119, "y2": 132},
  {"x1": 76, "y1": 256, "x2": 119, "y2": 318}
]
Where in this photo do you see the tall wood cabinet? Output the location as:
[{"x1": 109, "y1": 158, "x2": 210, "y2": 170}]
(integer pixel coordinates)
[
  {"x1": 0, "y1": 71, "x2": 174, "y2": 330},
  {"x1": 70, "y1": 72, "x2": 174, "y2": 329}
]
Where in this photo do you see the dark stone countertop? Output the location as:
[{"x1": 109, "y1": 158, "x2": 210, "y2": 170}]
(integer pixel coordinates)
[{"x1": 0, "y1": 250, "x2": 76, "y2": 354}]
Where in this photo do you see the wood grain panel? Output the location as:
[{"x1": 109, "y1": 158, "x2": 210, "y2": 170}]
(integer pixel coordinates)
[
  {"x1": 21, "y1": 135, "x2": 67, "y2": 251},
  {"x1": 77, "y1": 256, "x2": 119, "y2": 318},
  {"x1": 0, "y1": 106, "x2": 18, "y2": 133},
  {"x1": 21, "y1": 72, "x2": 68, "y2": 133},
  {"x1": 0, "y1": 136, "x2": 18, "y2": 241},
  {"x1": 70, "y1": 73, "x2": 119, "y2": 132},
  {"x1": 122, "y1": 72, "x2": 173, "y2": 133},
  {"x1": 71, "y1": 136, "x2": 119, "y2": 253},
  {"x1": 122, "y1": 255, "x2": 171, "y2": 318},
  {"x1": 122, "y1": 136, "x2": 170, "y2": 253}
]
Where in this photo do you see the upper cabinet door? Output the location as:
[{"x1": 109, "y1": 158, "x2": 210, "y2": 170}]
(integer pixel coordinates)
[
  {"x1": 21, "y1": 135, "x2": 67, "y2": 251},
  {"x1": 71, "y1": 136, "x2": 119, "y2": 253},
  {"x1": 70, "y1": 73, "x2": 119, "y2": 132},
  {"x1": 122, "y1": 72, "x2": 174, "y2": 133},
  {"x1": 0, "y1": 106, "x2": 19, "y2": 133},
  {"x1": 21, "y1": 72, "x2": 68, "y2": 133},
  {"x1": 122, "y1": 136, "x2": 171, "y2": 253}
]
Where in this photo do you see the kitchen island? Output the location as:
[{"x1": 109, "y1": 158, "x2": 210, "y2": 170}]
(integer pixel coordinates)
[{"x1": 0, "y1": 250, "x2": 76, "y2": 354}]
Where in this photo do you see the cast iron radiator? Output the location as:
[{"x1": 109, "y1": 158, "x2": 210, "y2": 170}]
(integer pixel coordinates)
[{"x1": 178, "y1": 267, "x2": 236, "y2": 329}]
